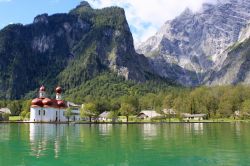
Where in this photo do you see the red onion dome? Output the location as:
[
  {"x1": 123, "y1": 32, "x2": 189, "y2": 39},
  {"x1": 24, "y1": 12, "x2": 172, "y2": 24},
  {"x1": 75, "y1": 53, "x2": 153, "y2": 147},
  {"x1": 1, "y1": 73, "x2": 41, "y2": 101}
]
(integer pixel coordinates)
[
  {"x1": 55, "y1": 86, "x2": 62, "y2": 94},
  {"x1": 42, "y1": 98, "x2": 53, "y2": 106},
  {"x1": 57, "y1": 100, "x2": 66, "y2": 107},
  {"x1": 39, "y1": 85, "x2": 46, "y2": 92},
  {"x1": 31, "y1": 98, "x2": 43, "y2": 107}
]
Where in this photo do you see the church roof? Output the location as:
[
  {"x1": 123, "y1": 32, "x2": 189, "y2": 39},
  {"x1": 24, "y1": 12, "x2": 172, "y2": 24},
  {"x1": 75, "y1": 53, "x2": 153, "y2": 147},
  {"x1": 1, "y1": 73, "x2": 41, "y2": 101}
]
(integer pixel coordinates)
[
  {"x1": 31, "y1": 98, "x2": 67, "y2": 109},
  {"x1": 31, "y1": 85, "x2": 67, "y2": 109}
]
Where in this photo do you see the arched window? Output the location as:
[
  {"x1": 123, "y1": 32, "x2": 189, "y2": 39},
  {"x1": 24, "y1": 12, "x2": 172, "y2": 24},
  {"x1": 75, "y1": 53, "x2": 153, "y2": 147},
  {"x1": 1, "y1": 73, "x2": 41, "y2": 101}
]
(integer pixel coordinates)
[
  {"x1": 44, "y1": 110, "x2": 46, "y2": 115},
  {"x1": 38, "y1": 110, "x2": 40, "y2": 115}
]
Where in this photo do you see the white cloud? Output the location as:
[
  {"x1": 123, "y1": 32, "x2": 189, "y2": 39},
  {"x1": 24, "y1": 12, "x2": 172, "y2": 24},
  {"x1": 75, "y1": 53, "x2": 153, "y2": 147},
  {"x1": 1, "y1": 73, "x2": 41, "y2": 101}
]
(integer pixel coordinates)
[{"x1": 89, "y1": 0, "x2": 218, "y2": 44}]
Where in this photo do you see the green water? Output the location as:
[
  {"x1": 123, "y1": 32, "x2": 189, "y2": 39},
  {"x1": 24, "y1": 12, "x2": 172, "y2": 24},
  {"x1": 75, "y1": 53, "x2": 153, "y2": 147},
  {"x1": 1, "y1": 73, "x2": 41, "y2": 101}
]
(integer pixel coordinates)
[{"x1": 0, "y1": 123, "x2": 250, "y2": 166}]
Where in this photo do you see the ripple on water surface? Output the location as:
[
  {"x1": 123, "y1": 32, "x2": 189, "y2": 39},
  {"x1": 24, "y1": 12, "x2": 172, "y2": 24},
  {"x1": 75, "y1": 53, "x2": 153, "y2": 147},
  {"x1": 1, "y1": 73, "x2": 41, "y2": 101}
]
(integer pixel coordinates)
[{"x1": 0, "y1": 123, "x2": 250, "y2": 166}]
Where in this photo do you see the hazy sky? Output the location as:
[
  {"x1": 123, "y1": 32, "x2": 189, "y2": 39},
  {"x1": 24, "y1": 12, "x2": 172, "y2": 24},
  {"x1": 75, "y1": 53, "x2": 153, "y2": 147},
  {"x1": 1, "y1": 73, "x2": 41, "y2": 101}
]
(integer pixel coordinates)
[{"x1": 0, "y1": 0, "x2": 218, "y2": 43}]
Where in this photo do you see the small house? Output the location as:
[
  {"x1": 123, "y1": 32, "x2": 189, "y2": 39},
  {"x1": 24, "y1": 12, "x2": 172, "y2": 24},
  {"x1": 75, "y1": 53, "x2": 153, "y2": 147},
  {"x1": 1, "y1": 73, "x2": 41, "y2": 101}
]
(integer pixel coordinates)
[
  {"x1": 162, "y1": 109, "x2": 176, "y2": 117},
  {"x1": 98, "y1": 111, "x2": 117, "y2": 122},
  {"x1": 99, "y1": 111, "x2": 110, "y2": 121},
  {"x1": 182, "y1": 113, "x2": 207, "y2": 121},
  {"x1": 0, "y1": 108, "x2": 11, "y2": 121},
  {"x1": 137, "y1": 110, "x2": 162, "y2": 119}
]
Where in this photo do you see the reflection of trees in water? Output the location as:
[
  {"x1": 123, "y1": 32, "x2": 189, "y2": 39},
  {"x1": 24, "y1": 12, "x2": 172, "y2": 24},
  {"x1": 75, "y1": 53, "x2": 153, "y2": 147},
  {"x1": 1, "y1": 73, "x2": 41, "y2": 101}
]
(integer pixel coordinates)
[
  {"x1": 0, "y1": 124, "x2": 10, "y2": 141},
  {"x1": 1, "y1": 123, "x2": 250, "y2": 165}
]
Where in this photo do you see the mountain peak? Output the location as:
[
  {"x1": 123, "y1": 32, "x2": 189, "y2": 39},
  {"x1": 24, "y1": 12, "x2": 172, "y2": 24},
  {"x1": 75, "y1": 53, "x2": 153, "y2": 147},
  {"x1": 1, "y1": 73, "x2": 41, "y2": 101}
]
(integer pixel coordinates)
[
  {"x1": 137, "y1": 0, "x2": 250, "y2": 86},
  {"x1": 70, "y1": 1, "x2": 92, "y2": 14},
  {"x1": 33, "y1": 13, "x2": 49, "y2": 24},
  {"x1": 180, "y1": 8, "x2": 193, "y2": 16},
  {"x1": 78, "y1": 1, "x2": 91, "y2": 8}
]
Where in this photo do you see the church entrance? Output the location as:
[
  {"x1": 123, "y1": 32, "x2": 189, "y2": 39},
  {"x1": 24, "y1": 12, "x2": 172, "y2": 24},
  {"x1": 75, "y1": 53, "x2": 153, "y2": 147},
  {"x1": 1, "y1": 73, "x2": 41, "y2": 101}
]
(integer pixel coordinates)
[{"x1": 56, "y1": 111, "x2": 58, "y2": 122}]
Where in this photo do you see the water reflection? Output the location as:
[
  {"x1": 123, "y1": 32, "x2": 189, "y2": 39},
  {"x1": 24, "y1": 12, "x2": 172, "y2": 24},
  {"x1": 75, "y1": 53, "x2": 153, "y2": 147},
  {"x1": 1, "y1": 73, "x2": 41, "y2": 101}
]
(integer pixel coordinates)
[
  {"x1": 30, "y1": 124, "x2": 61, "y2": 158},
  {"x1": 1, "y1": 123, "x2": 250, "y2": 166},
  {"x1": 142, "y1": 124, "x2": 157, "y2": 140},
  {"x1": 184, "y1": 123, "x2": 204, "y2": 135},
  {"x1": 0, "y1": 124, "x2": 10, "y2": 141},
  {"x1": 98, "y1": 124, "x2": 113, "y2": 135}
]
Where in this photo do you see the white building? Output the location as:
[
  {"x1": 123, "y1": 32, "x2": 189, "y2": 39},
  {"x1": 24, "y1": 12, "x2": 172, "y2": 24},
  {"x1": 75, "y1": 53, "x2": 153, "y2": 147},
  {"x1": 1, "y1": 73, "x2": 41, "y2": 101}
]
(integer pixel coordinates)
[
  {"x1": 98, "y1": 111, "x2": 111, "y2": 121},
  {"x1": 98, "y1": 111, "x2": 117, "y2": 122},
  {"x1": 182, "y1": 113, "x2": 207, "y2": 121},
  {"x1": 137, "y1": 110, "x2": 162, "y2": 119},
  {"x1": 0, "y1": 108, "x2": 11, "y2": 121},
  {"x1": 30, "y1": 86, "x2": 80, "y2": 122}
]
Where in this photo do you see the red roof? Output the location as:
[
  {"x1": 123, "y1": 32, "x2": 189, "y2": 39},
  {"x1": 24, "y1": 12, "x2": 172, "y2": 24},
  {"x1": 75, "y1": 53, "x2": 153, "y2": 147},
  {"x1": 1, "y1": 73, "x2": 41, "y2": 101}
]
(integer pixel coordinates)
[
  {"x1": 31, "y1": 98, "x2": 67, "y2": 109},
  {"x1": 55, "y1": 86, "x2": 62, "y2": 94},
  {"x1": 31, "y1": 98, "x2": 43, "y2": 107}
]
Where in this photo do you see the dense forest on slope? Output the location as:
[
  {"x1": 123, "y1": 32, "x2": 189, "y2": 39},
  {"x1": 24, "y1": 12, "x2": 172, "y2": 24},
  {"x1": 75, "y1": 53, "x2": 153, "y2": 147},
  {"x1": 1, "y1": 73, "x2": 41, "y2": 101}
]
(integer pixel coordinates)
[
  {"x1": 0, "y1": 1, "x2": 155, "y2": 99},
  {"x1": 3, "y1": 80, "x2": 250, "y2": 120},
  {"x1": 68, "y1": 83, "x2": 250, "y2": 119}
]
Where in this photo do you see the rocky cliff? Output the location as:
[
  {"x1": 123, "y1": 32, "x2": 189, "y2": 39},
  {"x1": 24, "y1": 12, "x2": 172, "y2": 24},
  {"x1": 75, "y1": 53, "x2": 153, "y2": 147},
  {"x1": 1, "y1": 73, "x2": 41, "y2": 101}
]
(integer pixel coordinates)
[
  {"x1": 0, "y1": 1, "x2": 154, "y2": 99},
  {"x1": 137, "y1": 0, "x2": 250, "y2": 86},
  {"x1": 204, "y1": 23, "x2": 250, "y2": 85}
]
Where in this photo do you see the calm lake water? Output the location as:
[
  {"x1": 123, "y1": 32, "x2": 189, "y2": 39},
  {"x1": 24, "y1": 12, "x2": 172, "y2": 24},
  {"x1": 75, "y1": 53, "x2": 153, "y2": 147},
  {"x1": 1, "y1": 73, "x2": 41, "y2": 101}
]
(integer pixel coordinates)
[{"x1": 0, "y1": 123, "x2": 250, "y2": 166}]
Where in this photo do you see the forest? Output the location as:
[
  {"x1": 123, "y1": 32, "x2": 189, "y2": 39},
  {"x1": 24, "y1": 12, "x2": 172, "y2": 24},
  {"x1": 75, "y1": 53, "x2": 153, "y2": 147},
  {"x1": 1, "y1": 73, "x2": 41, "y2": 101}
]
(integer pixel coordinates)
[{"x1": 1, "y1": 73, "x2": 250, "y2": 120}]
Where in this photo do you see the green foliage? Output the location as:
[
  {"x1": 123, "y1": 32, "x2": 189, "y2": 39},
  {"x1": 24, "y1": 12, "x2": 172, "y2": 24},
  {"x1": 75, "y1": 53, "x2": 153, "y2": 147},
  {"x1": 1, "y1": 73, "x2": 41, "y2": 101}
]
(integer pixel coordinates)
[
  {"x1": 0, "y1": 3, "x2": 153, "y2": 100},
  {"x1": 65, "y1": 72, "x2": 171, "y2": 103},
  {"x1": 65, "y1": 107, "x2": 72, "y2": 122},
  {"x1": 119, "y1": 103, "x2": 135, "y2": 122},
  {"x1": 1, "y1": 113, "x2": 9, "y2": 121},
  {"x1": 80, "y1": 102, "x2": 99, "y2": 122},
  {"x1": 0, "y1": 100, "x2": 31, "y2": 116},
  {"x1": 20, "y1": 110, "x2": 29, "y2": 120},
  {"x1": 241, "y1": 99, "x2": 250, "y2": 119},
  {"x1": 107, "y1": 111, "x2": 119, "y2": 122}
]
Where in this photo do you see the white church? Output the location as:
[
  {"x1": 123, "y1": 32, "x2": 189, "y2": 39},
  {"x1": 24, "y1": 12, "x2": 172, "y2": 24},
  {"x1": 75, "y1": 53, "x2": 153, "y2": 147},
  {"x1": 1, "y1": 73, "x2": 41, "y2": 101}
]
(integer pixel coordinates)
[{"x1": 30, "y1": 85, "x2": 81, "y2": 122}]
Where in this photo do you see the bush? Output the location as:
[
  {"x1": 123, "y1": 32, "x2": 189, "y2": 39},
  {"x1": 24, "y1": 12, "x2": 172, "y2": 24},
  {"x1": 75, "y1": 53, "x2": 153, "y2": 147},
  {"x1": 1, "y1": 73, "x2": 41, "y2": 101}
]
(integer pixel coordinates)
[{"x1": 1, "y1": 113, "x2": 10, "y2": 121}]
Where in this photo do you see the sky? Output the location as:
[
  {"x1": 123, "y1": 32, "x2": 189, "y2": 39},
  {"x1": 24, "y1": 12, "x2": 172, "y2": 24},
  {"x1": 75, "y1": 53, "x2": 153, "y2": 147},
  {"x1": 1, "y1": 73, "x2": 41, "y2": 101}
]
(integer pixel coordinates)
[{"x1": 0, "y1": 0, "x2": 218, "y2": 44}]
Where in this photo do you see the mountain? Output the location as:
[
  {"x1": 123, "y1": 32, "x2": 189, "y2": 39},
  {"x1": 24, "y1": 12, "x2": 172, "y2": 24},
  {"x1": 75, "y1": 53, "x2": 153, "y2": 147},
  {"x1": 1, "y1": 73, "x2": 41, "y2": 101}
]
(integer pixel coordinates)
[
  {"x1": 204, "y1": 23, "x2": 250, "y2": 85},
  {"x1": 0, "y1": 1, "x2": 156, "y2": 99},
  {"x1": 137, "y1": 0, "x2": 250, "y2": 86}
]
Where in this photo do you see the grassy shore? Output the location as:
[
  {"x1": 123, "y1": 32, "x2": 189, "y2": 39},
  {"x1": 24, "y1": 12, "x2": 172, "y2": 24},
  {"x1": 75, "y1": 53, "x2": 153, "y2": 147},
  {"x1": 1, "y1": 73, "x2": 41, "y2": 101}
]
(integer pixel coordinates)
[
  {"x1": 9, "y1": 116, "x2": 21, "y2": 121},
  {"x1": 5, "y1": 116, "x2": 250, "y2": 123}
]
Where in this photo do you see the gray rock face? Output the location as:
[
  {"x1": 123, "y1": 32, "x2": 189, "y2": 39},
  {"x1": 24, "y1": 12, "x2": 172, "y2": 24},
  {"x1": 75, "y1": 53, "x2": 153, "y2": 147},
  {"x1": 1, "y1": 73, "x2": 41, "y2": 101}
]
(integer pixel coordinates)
[
  {"x1": 204, "y1": 24, "x2": 250, "y2": 85},
  {"x1": 0, "y1": 2, "x2": 155, "y2": 99},
  {"x1": 137, "y1": 0, "x2": 250, "y2": 86},
  {"x1": 34, "y1": 14, "x2": 49, "y2": 24}
]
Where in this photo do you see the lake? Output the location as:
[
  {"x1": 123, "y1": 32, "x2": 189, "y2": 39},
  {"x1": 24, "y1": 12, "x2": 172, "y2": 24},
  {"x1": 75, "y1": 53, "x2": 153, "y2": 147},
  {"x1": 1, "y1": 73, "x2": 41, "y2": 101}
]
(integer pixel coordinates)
[{"x1": 0, "y1": 123, "x2": 250, "y2": 166}]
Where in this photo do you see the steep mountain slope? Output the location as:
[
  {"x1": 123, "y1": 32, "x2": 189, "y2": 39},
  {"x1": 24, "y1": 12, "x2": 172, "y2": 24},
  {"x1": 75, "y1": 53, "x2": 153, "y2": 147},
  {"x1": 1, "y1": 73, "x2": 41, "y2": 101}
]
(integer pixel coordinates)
[
  {"x1": 137, "y1": 0, "x2": 250, "y2": 86},
  {"x1": 0, "y1": 1, "x2": 154, "y2": 99},
  {"x1": 204, "y1": 24, "x2": 250, "y2": 85}
]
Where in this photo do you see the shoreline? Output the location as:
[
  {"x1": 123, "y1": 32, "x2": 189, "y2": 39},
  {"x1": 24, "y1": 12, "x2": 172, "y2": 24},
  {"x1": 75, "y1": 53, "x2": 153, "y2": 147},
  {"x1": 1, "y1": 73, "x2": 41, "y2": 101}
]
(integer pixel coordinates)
[{"x1": 0, "y1": 121, "x2": 244, "y2": 124}]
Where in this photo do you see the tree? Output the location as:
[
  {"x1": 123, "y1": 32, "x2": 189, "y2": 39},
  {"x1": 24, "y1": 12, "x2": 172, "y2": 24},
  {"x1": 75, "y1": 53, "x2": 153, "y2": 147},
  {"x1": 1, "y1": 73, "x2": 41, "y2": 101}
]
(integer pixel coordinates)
[
  {"x1": 20, "y1": 111, "x2": 28, "y2": 121},
  {"x1": 119, "y1": 95, "x2": 139, "y2": 123},
  {"x1": 163, "y1": 94, "x2": 174, "y2": 109},
  {"x1": 241, "y1": 99, "x2": 250, "y2": 119},
  {"x1": 119, "y1": 103, "x2": 136, "y2": 123},
  {"x1": 173, "y1": 95, "x2": 190, "y2": 114},
  {"x1": 218, "y1": 99, "x2": 233, "y2": 118},
  {"x1": 80, "y1": 103, "x2": 98, "y2": 122},
  {"x1": 19, "y1": 100, "x2": 32, "y2": 121},
  {"x1": 65, "y1": 107, "x2": 72, "y2": 122},
  {"x1": 107, "y1": 111, "x2": 119, "y2": 122}
]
